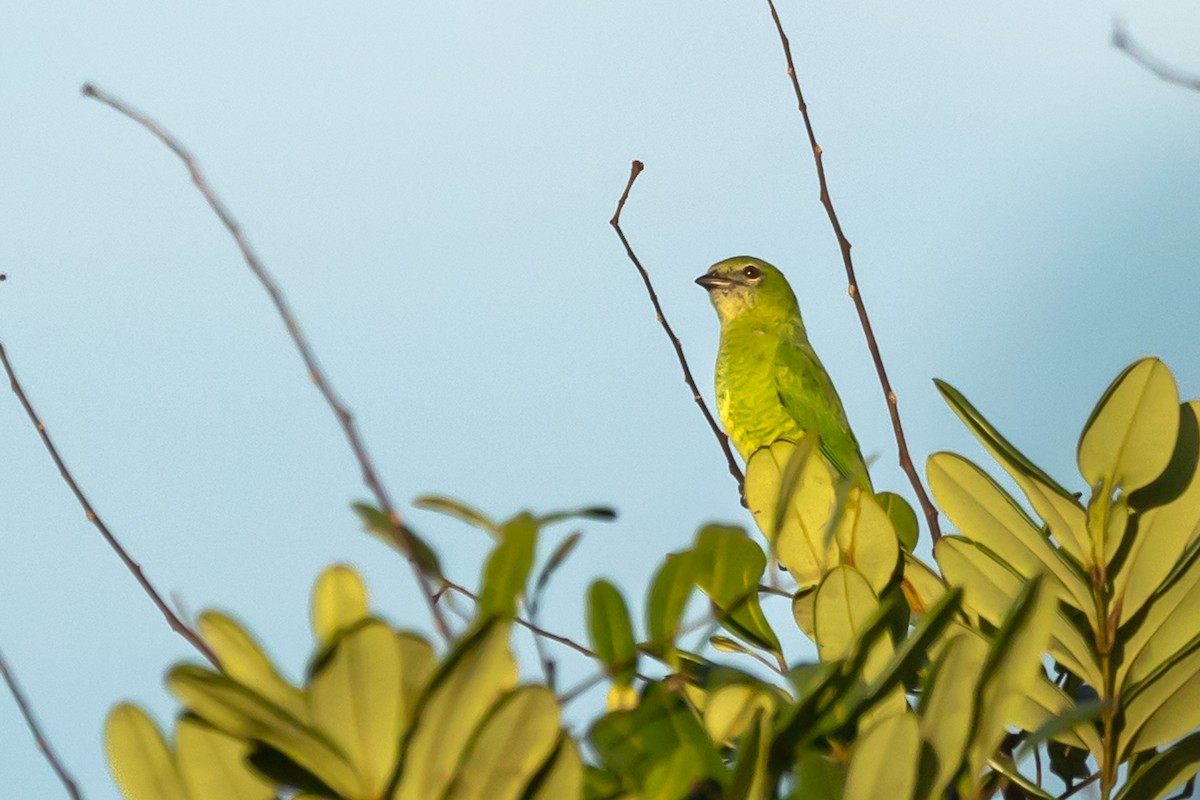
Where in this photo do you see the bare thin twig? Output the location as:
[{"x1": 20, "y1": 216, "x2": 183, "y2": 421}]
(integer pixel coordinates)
[
  {"x1": 609, "y1": 160, "x2": 746, "y2": 493},
  {"x1": 0, "y1": 648, "x2": 84, "y2": 800},
  {"x1": 764, "y1": 0, "x2": 942, "y2": 541},
  {"x1": 441, "y1": 579, "x2": 596, "y2": 659},
  {"x1": 1113, "y1": 20, "x2": 1200, "y2": 92},
  {"x1": 0, "y1": 342, "x2": 220, "y2": 667},
  {"x1": 82, "y1": 83, "x2": 452, "y2": 640}
]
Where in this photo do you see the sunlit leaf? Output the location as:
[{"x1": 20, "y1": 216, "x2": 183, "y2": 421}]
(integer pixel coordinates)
[
  {"x1": 479, "y1": 513, "x2": 538, "y2": 619},
  {"x1": 168, "y1": 665, "x2": 358, "y2": 798},
  {"x1": 310, "y1": 564, "x2": 369, "y2": 648},
  {"x1": 935, "y1": 536, "x2": 1023, "y2": 626},
  {"x1": 745, "y1": 439, "x2": 838, "y2": 587},
  {"x1": 877, "y1": 491, "x2": 919, "y2": 551},
  {"x1": 1115, "y1": 730, "x2": 1200, "y2": 800},
  {"x1": 105, "y1": 704, "x2": 188, "y2": 800},
  {"x1": 693, "y1": 525, "x2": 780, "y2": 655},
  {"x1": 175, "y1": 716, "x2": 275, "y2": 800},
  {"x1": 918, "y1": 631, "x2": 988, "y2": 798},
  {"x1": 645, "y1": 551, "x2": 699, "y2": 659},
  {"x1": 526, "y1": 737, "x2": 584, "y2": 800},
  {"x1": 1078, "y1": 358, "x2": 1179, "y2": 495},
  {"x1": 844, "y1": 712, "x2": 919, "y2": 800},
  {"x1": 703, "y1": 683, "x2": 776, "y2": 745},
  {"x1": 308, "y1": 619, "x2": 403, "y2": 798},
  {"x1": 899, "y1": 552, "x2": 946, "y2": 614},
  {"x1": 450, "y1": 687, "x2": 562, "y2": 800},
  {"x1": 588, "y1": 579, "x2": 638, "y2": 687},
  {"x1": 394, "y1": 620, "x2": 517, "y2": 800},
  {"x1": 935, "y1": 379, "x2": 1092, "y2": 566},
  {"x1": 198, "y1": 611, "x2": 307, "y2": 722},
  {"x1": 1121, "y1": 643, "x2": 1200, "y2": 756},
  {"x1": 833, "y1": 488, "x2": 900, "y2": 594}
]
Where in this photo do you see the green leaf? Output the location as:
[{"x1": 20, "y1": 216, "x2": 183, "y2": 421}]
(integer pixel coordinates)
[
  {"x1": 310, "y1": 564, "x2": 370, "y2": 647},
  {"x1": 1115, "y1": 401, "x2": 1200, "y2": 624},
  {"x1": 792, "y1": 750, "x2": 846, "y2": 798},
  {"x1": 175, "y1": 716, "x2": 276, "y2": 800},
  {"x1": 588, "y1": 579, "x2": 638, "y2": 686},
  {"x1": 393, "y1": 620, "x2": 517, "y2": 800},
  {"x1": 812, "y1": 566, "x2": 880, "y2": 662},
  {"x1": 479, "y1": 513, "x2": 538, "y2": 619},
  {"x1": 693, "y1": 525, "x2": 781, "y2": 655},
  {"x1": 1078, "y1": 358, "x2": 1180, "y2": 495},
  {"x1": 935, "y1": 379, "x2": 1092, "y2": 566},
  {"x1": 535, "y1": 505, "x2": 618, "y2": 526},
  {"x1": 198, "y1": 610, "x2": 308, "y2": 721},
  {"x1": 352, "y1": 502, "x2": 443, "y2": 579},
  {"x1": 934, "y1": 536, "x2": 1023, "y2": 626},
  {"x1": 450, "y1": 686, "x2": 562, "y2": 800},
  {"x1": 745, "y1": 439, "x2": 838, "y2": 588},
  {"x1": 1115, "y1": 730, "x2": 1200, "y2": 800},
  {"x1": 1012, "y1": 692, "x2": 1104, "y2": 763},
  {"x1": 1120, "y1": 540, "x2": 1200, "y2": 690},
  {"x1": 168, "y1": 665, "x2": 358, "y2": 798},
  {"x1": 702, "y1": 683, "x2": 777, "y2": 745},
  {"x1": 105, "y1": 704, "x2": 188, "y2": 800},
  {"x1": 308, "y1": 619, "x2": 404, "y2": 798},
  {"x1": 1121, "y1": 642, "x2": 1200, "y2": 756},
  {"x1": 927, "y1": 452, "x2": 1094, "y2": 621},
  {"x1": 877, "y1": 491, "x2": 919, "y2": 551},
  {"x1": 645, "y1": 551, "x2": 699, "y2": 658},
  {"x1": 917, "y1": 631, "x2": 988, "y2": 799},
  {"x1": 833, "y1": 488, "x2": 900, "y2": 594},
  {"x1": 529, "y1": 531, "x2": 582, "y2": 614},
  {"x1": 395, "y1": 633, "x2": 437, "y2": 728},
  {"x1": 727, "y1": 708, "x2": 772, "y2": 800},
  {"x1": 412, "y1": 494, "x2": 497, "y2": 535},
  {"x1": 899, "y1": 552, "x2": 946, "y2": 614},
  {"x1": 526, "y1": 737, "x2": 584, "y2": 800},
  {"x1": 843, "y1": 712, "x2": 919, "y2": 800},
  {"x1": 968, "y1": 577, "x2": 1056, "y2": 782}
]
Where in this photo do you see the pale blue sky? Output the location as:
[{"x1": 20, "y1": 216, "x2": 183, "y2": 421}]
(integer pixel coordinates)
[{"x1": 3, "y1": 1, "x2": 1199, "y2": 796}]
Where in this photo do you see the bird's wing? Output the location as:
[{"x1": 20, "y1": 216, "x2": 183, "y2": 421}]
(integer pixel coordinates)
[{"x1": 774, "y1": 331, "x2": 870, "y2": 487}]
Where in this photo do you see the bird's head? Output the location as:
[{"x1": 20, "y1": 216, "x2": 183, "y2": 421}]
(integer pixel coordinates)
[{"x1": 695, "y1": 256, "x2": 800, "y2": 325}]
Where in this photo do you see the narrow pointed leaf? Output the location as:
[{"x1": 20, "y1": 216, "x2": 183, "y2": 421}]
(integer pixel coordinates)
[
  {"x1": 353, "y1": 502, "x2": 443, "y2": 578},
  {"x1": 530, "y1": 531, "x2": 582, "y2": 613},
  {"x1": 479, "y1": 513, "x2": 538, "y2": 619},
  {"x1": 646, "y1": 551, "x2": 699, "y2": 657},
  {"x1": 1115, "y1": 730, "x2": 1200, "y2": 800},
  {"x1": 412, "y1": 494, "x2": 497, "y2": 535}
]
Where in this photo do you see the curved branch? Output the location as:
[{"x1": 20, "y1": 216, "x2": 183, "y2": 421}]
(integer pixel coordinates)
[{"x1": 0, "y1": 648, "x2": 84, "y2": 800}]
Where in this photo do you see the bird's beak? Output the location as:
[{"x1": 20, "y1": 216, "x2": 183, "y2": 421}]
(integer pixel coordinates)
[{"x1": 695, "y1": 273, "x2": 733, "y2": 291}]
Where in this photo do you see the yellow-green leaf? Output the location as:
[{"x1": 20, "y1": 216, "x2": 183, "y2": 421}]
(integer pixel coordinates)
[
  {"x1": 1122, "y1": 644, "x2": 1200, "y2": 756},
  {"x1": 310, "y1": 564, "x2": 369, "y2": 647},
  {"x1": 877, "y1": 491, "x2": 919, "y2": 551},
  {"x1": 834, "y1": 488, "x2": 900, "y2": 594},
  {"x1": 813, "y1": 565, "x2": 880, "y2": 662},
  {"x1": 900, "y1": 552, "x2": 946, "y2": 614},
  {"x1": 479, "y1": 514, "x2": 538, "y2": 619},
  {"x1": 526, "y1": 737, "x2": 583, "y2": 800},
  {"x1": 694, "y1": 525, "x2": 780, "y2": 654},
  {"x1": 645, "y1": 551, "x2": 698, "y2": 660},
  {"x1": 175, "y1": 716, "x2": 275, "y2": 800},
  {"x1": 198, "y1": 611, "x2": 307, "y2": 722},
  {"x1": 450, "y1": 687, "x2": 561, "y2": 800},
  {"x1": 394, "y1": 620, "x2": 517, "y2": 800},
  {"x1": 105, "y1": 704, "x2": 188, "y2": 800},
  {"x1": 308, "y1": 619, "x2": 403, "y2": 798},
  {"x1": 844, "y1": 712, "x2": 919, "y2": 800},
  {"x1": 1078, "y1": 358, "x2": 1179, "y2": 494},
  {"x1": 918, "y1": 632, "x2": 988, "y2": 798},
  {"x1": 588, "y1": 579, "x2": 638, "y2": 686},
  {"x1": 934, "y1": 536, "x2": 1023, "y2": 626}
]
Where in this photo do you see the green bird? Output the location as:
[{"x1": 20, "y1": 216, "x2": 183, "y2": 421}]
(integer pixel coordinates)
[{"x1": 696, "y1": 256, "x2": 872, "y2": 490}]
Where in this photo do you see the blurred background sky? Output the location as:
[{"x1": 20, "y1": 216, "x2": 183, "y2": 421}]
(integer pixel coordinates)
[{"x1": 2, "y1": 0, "x2": 1199, "y2": 795}]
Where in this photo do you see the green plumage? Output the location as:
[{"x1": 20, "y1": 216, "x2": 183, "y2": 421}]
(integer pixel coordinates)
[{"x1": 697, "y1": 256, "x2": 871, "y2": 490}]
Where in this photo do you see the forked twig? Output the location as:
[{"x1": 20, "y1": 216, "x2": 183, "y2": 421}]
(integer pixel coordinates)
[
  {"x1": 0, "y1": 342, "x2": 220, "y2": 667},
  {"x1": 81, "y1": 83, "x2": 452, "y2": 640},
  {"x1": 763, "y1": 0, "x2": 942, "y2": 541},
  {"x1": 441, "y1": 578, "x2": 596, "y2": 659},
  {"x1": 1113, "y1": 20, "x2": 1200, "y2": 92},
  {"x1": 0, "y1": 647, "x2": 84, "y2": 800},
  {"x1": 609, "y1": 161, "x2": 746, "y2": 493}
]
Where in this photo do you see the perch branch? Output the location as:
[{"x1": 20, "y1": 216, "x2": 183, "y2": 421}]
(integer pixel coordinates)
[
  {"x1": 82, "y1": 83, "x2": 452, "y2": 640},
  {"x1": 764, "y1": 0, "x2": 942, "y2": 541},
  {"x1": 609, "y1": 160, "x2": 746, "y2": 494},
  {"x1": 1112, "y1": 20, "x2": 1200, "y2": 92},
  {"x1": 0, "y1": 647, "x2": 83, "y2": 799},
  {"x1": 0, "y1": 342, "x2": 220, "y2": 667}
]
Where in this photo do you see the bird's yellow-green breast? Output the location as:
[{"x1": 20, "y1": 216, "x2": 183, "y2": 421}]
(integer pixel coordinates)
[{"x1": 696, "y1": 256, "x2": 871, "y2": 489}]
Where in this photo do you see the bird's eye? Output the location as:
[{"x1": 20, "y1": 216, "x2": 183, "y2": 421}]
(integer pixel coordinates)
[{"x1": 742, "y1": 266, "x2": 762, "y2": 280}]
